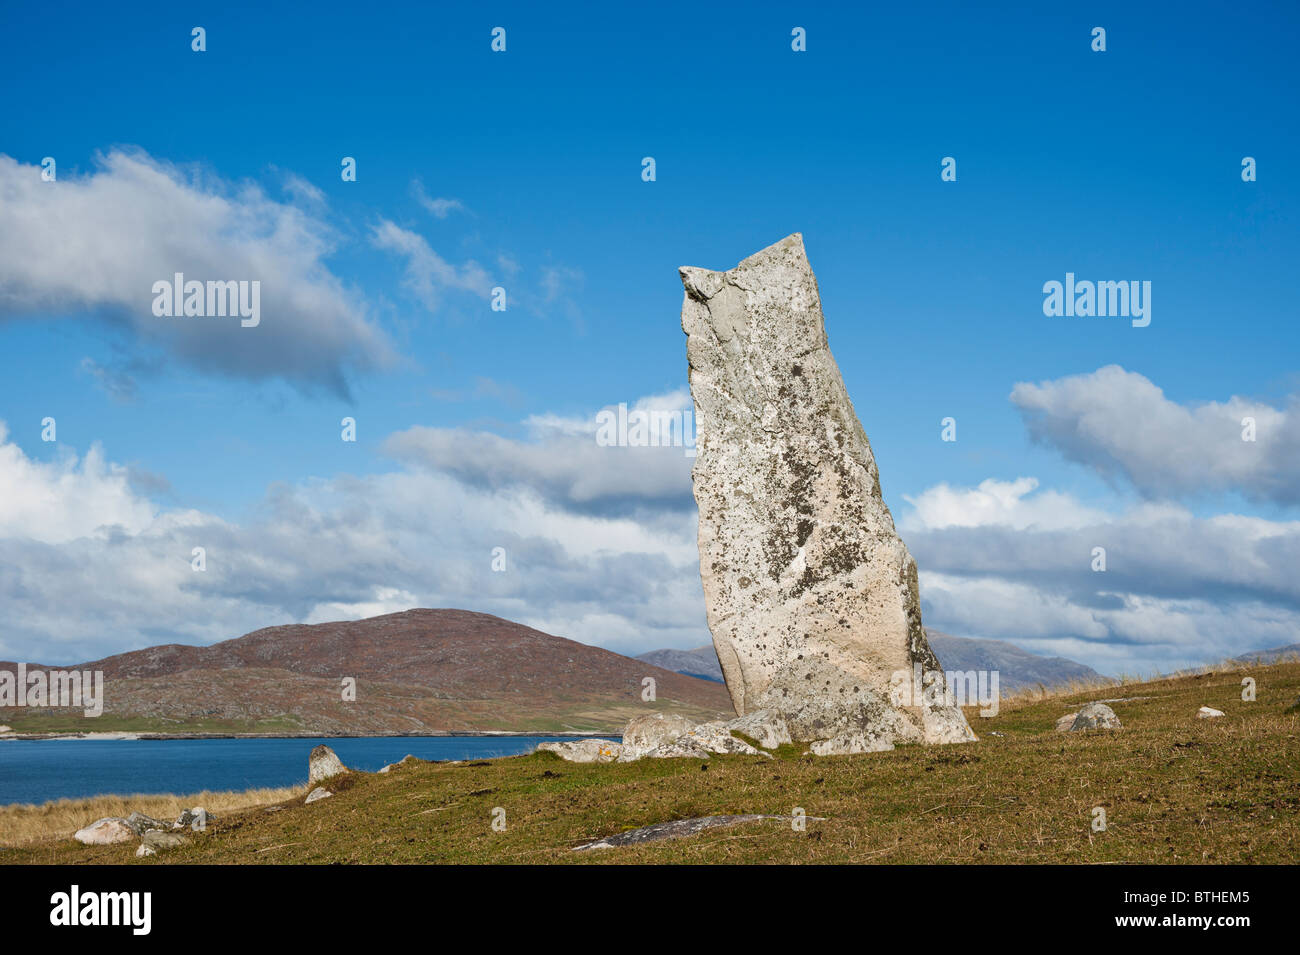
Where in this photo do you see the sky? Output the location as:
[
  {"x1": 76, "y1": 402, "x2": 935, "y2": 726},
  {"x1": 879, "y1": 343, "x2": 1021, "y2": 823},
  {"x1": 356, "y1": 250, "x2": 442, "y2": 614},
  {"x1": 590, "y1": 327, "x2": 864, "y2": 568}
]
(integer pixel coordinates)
[{"x1": 0, "y1": 1, "x2": 1297, "y2": 675}]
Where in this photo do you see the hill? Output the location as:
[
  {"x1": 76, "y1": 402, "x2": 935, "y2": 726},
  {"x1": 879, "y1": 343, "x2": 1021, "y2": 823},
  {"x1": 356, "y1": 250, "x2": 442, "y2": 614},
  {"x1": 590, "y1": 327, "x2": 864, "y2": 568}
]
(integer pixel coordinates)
[{"x1": 0, "y1": 610, "x2": 733, "y2": 735}]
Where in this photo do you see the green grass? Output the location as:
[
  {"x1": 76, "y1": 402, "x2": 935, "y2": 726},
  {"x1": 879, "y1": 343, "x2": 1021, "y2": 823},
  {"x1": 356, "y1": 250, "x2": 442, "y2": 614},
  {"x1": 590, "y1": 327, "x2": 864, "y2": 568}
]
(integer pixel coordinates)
[{"x1": 9, "y1": 661, "x2": 1299, "y2": 864}]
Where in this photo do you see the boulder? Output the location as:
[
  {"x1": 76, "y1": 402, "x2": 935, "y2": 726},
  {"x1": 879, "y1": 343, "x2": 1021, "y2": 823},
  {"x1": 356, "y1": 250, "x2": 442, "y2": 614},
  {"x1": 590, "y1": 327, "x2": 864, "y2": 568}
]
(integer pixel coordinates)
[
  {"x1": 304, "y1": 787, "x2": 332, "y2": 804},
  {"x1": 677, "y1": 721, "x2": 769, "y2": 757},
  {"x1": 308, "y1": 744, "x2": 349, "y2": 785},
  {"x1": 74, "y1": 817, "x2": 137, "y2": 845},
  {"x1": 141, "y1": 830, "x2": 189, "y2": 849},
  {"x1": 680, "y1": 234, "x2": 974, "y2": 751},
  {"x1": 809, "y1": 731, "x2": 895, "y2": 756},
  {"x1": 725, "y1": 709, "x2": 791, "y2": 750},
  {"x1": 1197, "y1": 706, "x2": 1225, "y2": 719},
  {"x1": 124, "y1": 811, "x2": 169, "y2": 835},
  {"x1": 174, "y1": 807, "x2": 211, "y2": 831},
  {"x1": 536, "y1": 739, "x2": 622, "y2": 763},
  {"x1": 643, "y1": 737, "x2": 714, "y2": 760},
  {"x1": 1070, "y1": 703, "x2": 1121, "y2": 731},
  {"x1": 1054, "y1": 712, "x2": 1080, "y2": 732},
  {"x1": 618, "y1": 713, "x2": 696, "y2": 761}
]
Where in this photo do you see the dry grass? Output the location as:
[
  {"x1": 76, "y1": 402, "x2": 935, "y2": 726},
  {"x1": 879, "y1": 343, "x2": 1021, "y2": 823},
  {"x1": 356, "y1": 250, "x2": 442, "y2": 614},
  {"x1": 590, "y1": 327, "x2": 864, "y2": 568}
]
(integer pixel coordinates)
[{"x1": 0, "y1": 785, "x2": 302, "y2": 846}]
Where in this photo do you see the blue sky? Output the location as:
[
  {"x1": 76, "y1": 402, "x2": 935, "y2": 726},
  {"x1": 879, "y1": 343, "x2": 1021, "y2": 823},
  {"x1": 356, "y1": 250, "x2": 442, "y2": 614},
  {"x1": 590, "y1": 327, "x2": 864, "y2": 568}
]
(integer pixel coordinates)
[{"x1": 1, "y1": 1, "x2": 1297, "y2": 674}]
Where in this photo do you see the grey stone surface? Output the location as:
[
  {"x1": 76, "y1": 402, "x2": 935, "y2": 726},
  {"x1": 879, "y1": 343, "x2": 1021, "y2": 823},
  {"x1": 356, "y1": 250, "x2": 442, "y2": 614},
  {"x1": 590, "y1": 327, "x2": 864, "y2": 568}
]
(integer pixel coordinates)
[
  {"x1": 680, "y1": 234, "x2": 975, "y2": 750},
  {"x1": 308, "y1": 744, "x2": 348, "y2": 784},
  {"x1": 1070, "y1": 702, "x2": 1122, "y2": 731}
]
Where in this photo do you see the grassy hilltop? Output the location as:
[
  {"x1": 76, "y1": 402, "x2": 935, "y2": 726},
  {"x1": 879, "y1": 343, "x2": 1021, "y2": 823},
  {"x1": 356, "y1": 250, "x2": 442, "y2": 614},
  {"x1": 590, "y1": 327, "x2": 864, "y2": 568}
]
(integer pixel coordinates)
[{"x1": 7, "y1": 660, "x2": 1299, "y2": 864}]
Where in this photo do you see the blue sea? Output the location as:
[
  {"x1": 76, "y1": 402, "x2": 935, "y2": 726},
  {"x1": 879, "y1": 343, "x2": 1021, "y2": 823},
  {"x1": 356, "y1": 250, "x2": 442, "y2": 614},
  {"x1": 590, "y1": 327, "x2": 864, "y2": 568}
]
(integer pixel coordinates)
[{"x1": 0, "y1": 736, "x2": 583, "y2": 806}]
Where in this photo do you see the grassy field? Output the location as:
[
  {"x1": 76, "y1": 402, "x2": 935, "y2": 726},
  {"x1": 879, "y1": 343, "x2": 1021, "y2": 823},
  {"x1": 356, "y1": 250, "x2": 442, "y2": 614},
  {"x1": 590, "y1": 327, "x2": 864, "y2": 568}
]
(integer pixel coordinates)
[{"x1": 7, "y1": 660, "x2": 1298, "y2": 864}]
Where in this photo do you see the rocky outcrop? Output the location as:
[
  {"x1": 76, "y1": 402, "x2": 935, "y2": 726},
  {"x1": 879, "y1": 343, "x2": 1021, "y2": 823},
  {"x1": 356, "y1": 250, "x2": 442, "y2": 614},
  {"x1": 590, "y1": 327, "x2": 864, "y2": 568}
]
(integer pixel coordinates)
[
  {"x1": 680, "y1": 234, "x2": 975, "y2": 750},
  {"x1": 1069, "y1": 703, "x2": 1121, "y2": 730},
  {"x1": 308, "y1": 744, "x2": 348, "y2": 784}
]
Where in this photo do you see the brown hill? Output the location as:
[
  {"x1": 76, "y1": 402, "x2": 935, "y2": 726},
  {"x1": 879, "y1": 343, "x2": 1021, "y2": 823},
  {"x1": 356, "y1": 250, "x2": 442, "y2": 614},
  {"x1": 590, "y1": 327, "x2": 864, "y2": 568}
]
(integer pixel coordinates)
[{"x1": 2, "y1": 610, "x2": 734, "y2": 735}]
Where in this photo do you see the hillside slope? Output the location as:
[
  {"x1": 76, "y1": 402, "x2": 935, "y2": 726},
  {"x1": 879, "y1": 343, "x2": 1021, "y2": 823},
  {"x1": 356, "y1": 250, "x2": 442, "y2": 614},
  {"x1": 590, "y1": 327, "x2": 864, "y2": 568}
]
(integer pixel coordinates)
[{"x1": 0, "y1": 610, "x2": 733, "y2": 735}]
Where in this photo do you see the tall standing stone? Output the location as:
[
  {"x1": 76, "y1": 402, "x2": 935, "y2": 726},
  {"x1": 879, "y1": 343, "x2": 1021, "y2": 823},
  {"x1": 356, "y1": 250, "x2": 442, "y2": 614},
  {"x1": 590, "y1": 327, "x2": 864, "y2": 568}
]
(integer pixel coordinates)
[{"x1": 680, "y1": 234, "x2": 974, "y2": 752}]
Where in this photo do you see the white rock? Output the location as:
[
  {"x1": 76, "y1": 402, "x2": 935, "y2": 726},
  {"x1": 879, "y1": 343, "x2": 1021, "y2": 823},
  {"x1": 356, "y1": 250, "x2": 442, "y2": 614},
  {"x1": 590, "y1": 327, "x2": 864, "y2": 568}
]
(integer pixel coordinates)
[
  {"x1": 680, "y1": 234, "x2": 974, "y2": 749},
  {"x1": 377, "y1": 754, "x2": 417, "y2": 774},
  {"x1": 74, "y1": 817, "x2": 136, "y2": 845},
  {"x1": 1070, "y1": 703, "x2": 1122, "y2": 731},
  {"x1": 135, "y1": 844, "x2": 156, "y2": 857},
  {"x1": 536, "y1": 739, "x2": 623, "y2": 763},
  {"x1": 308, "y1": 744, "x2": 348, "y2": 785},
  {"x1": 1055, "y1": 712, "x2": 1080, "y2": 732},
  {"x1": 724, "y1": 710, "x2": 792, "y2": 749},
  {"x1": 1197, "y1": 706, "x2": 1225, "y2": 719},
  {"x1": 678, "y1": 721, "x2": 769, "y2": 757},
  {"x1": 304, "y1": 787, "x2": 333, "y2": 804},
  {"x1": 618, "y1": 713, "x2": 696, "y2": 761}
]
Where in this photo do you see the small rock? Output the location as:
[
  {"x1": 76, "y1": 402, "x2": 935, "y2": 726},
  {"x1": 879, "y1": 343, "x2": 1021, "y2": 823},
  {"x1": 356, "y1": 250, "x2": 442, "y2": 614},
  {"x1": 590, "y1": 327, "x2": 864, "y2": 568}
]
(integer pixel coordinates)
[
  {"x1": 74, "y1": 817, "x2": 136, "y2": 845},
  {"x1": 1197, "y1": 706, "x2": 1225, "y2": 719},
  {"x1": 135, "y1": 844, "x2": 156, "y2": 857},
  {"x1": 1070, "y1": 703, "x2": 1121, "y2": 731},
  {"x1": 304, "y1": 787, "x2": 333, "y2": 804},
  {"x1": 142, "y1": 830, "x2": 190, "y2": 849},
  {"x1": 536, "y1": 739, "x2": 622, "y2": 763},
  {"x1": 308, "y1": 744, "x2": 349, "y2": 785},
  {"x1": 174, "y1": 807, "x2": 211, "y2": 831},
  {"x1": 1054, "y1": 713, "x2": 1080, "y2": 732},
  {"x1": 378, "y1": 754, "x2": 418, "y2": 774}
]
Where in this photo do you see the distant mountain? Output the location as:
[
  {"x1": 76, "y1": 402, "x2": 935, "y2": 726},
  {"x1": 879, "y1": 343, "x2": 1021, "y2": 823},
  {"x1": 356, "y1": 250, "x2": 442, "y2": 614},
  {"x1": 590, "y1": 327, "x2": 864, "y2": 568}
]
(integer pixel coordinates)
[
  {"x1": 636, "y1": 647, "x2": 723, "y2": 683},
  {"x1": 638, "y1": 631, "x2": 1103, "y2": 695},
  {"x1": 1234, "y1": 643, "x2": 1300, "y2": 664},
  {"x1": 0, "y1": 609, "x2": 733, "y2": 736},
  {"x1": 924, "y1": 630, "x2": 1103, "y2": 692}
]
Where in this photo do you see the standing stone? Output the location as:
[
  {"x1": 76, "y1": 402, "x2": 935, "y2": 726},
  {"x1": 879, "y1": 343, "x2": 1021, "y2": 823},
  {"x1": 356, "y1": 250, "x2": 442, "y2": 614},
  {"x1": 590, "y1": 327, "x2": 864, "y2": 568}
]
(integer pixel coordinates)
[
  {"x1": 680, "y1": 234, "x2": 974, "y2": 750},
  {"x1": 308, "y1": 744, "x2": 349, "y2": 784}
]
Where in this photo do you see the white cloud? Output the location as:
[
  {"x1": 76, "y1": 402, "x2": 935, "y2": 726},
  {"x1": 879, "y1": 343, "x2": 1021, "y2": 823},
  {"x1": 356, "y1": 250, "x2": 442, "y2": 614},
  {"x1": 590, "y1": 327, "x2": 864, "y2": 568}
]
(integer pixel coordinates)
[
  {"x1": 902, "y1": 476, "x2": 1109, "y2": 531},
  {"x1": 0, "y1": 150, "x2": 393, "y2": 395},
  {"x1": 0, "y1": 422, "x2": 155, "y2": 543},
  {"x1": 411, "y1": 180, "x2": 466, "y2": 219},
  {"x1": 369, "y1": 219, "x2": 492, "y2": 312},
  {"x1": 1011, "y1": 365, "x2": 1300, "y2": 504}
]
